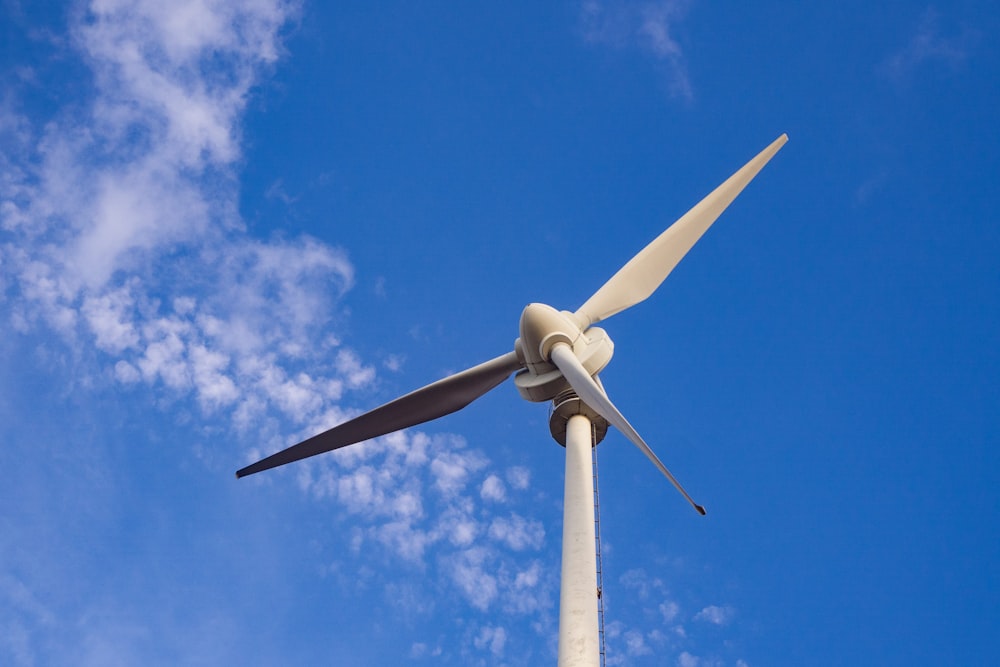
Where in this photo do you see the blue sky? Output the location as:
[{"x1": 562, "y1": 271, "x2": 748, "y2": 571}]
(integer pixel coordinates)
[{"x1": 2, "y1": 1, "x2": 998, "y2": 665}]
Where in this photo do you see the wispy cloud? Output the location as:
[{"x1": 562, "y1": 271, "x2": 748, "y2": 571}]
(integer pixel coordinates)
[
  {"x1": 296, "y1": 429, "x2": 556, "y2": 623},
  {"x1": 694, "y1": 604, "x2": 735, "y2": 626},
  {"x1": 480, "y1": 473, "x2": 507, "y2": 501},
  {"x1": 599, "y1": 567, "x2": 747, "y2": 664},
  {"x1": 489, "y1": 512, "x2": 546, "y2": 551},
  {"x1": 580, "y1": 0, "x2": 695, "y2": 101},
  {"x1": 880, "y1": 8, "x2": 976, "y2": 82},
  {"x1": 623, "y1": 628, "x2": 654, "y2": 656},
  {"x1": 0, "y1": 0, "x2": 374, "y2": 447},
  {"x1": 677, "y1": 651, "x2": 701, "y2": 667},
  {"x1": 473, "y1": 624, "x2": 508, "y2": 657}
]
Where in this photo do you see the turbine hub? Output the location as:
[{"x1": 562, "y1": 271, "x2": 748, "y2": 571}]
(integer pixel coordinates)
[
  {"x1": 514, "y1": 303, "x2": 614, "y2": 402},
  {"x1": 518, "y1": 303, "x2": 583, "y2": 372}
]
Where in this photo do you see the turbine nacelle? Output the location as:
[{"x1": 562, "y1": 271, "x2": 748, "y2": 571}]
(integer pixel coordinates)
[{"x1": 514, "y1": 303, "x2": 614, "y2": 403}]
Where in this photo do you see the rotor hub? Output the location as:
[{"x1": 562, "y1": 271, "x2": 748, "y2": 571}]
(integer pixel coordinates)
[{"x1": 513, "y1": 303, "x2": 614, "y2": 403}]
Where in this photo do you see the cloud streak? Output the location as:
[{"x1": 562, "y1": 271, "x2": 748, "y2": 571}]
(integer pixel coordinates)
[
  {"x1": 881, "y1": 8, "x2": 976, "y2": 82},
  {"x1": 580, "y1": 0, "x2": 695, "y2": 101}
]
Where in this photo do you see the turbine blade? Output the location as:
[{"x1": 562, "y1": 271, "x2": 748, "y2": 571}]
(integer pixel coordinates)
[
  {"x1": 549, "y1": 343, "x2": 706, "y2": 515},
  {"x1": 236, "y1": 350, "x2": 523, "y2": 478},
  {"x1": 576, "y1": 134, "x2": 788, "y2": 327}
]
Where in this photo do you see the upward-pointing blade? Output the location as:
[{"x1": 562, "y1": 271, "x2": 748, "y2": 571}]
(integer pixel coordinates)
[
  {"x1": 575, "y1": 134, "x2": 788, "y2": 327},
  {"x1": 236, "y1": 350, "x2": 523, "y2": 478},
  {"x1": 548, "y1": 343, "x2": 706, "y2": 515}
]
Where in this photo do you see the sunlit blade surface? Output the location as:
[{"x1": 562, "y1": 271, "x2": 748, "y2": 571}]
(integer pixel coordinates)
[
  {"x1": 575, "y1": 134, "x2": 788, "y2": 327},
  {"x1": 549, "y1": 343, "x2": 706, "y2": 515},
  {"x1": 236, "y1": 351, "x2": 523, "y2": 478}
]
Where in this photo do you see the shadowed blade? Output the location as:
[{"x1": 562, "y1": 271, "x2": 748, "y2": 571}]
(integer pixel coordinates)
[
  {"x1": 236, "y1": 350, "x2": 523, "y2": 478},
  {"x1": 576, "y1": 134, "x2": 787, "y2": 327},
  {"x1": 549, "y1": 343, "x2": 706, "y2": 515}
]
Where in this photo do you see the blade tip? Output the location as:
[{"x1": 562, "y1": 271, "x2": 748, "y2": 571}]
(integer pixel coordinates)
[{"x1": 695, "y1": 505, "x2": 707, "y2": 516}]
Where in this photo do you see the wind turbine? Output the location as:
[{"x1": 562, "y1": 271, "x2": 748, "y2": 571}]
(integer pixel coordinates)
[{"x1": 237, "y1": 134, "x2": 788, "y2": 666}]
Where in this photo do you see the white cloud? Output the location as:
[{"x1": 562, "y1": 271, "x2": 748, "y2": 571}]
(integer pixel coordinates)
[
  {"x1": 0, "y1": 1, "x2": 367, "y2": 443},
  {"x1": 383, "y1": 353, "x2": 404, "y2": 372},
  {"x1": 506, "y1": 465, "x2": 531, "y2": 490},
  {"x1": 0, "y1": 575, "x2": 55, "y2": 631},
  {"x1": 373, "y1": 521, "x2": 431, "y2": 563},
  {"x1": 659, "y1": 600, "x2": 680, "y2": 623},
  {"x1": 81, "y1": 287, "x2": 140, "y2": 352},
  {"x1": 189, "y1": 343, "x2": 240, "y2": 409},
  {"x1": 474, "y1": 625, "x2": 507, "y2": 657},
  {"x1": 409, "y1": 642, "x2": 442, "y2": 658},
  {"x1": 430, "y1": 447, "x2": 488, "y2": 496},
  {"x1": 881, "y1": 8, "x2": 975, "y2": 82},
  {"x1": 513, "y1": 560, "x2": 542, "y2": 590},
  {"x1": 335, "y1": 348, "x2": 375, "y2": 389},
  {"x1": 678, "y1": 651, "x2": 700, "y2": 667},
  {"x1": 598, "y1": 568, "x2": 744, "y2": 664},
  {"x1": 392, "y1": 490, "x2": 424, "y2": 521},
  {"x1": 694, "y1": 604, "x2": 735, "y2": 626},
  {"x1": 488, "y1": 512, "x2": 546, "y2": 551},
  {"x1": 503, "y1": 560, "x2": 551, "y2": 615},
  {"x1": 480, "y1": 473, "x2": 507, "y2": 502},
  {"x1": 114, "y1": 359, "x2": 141, "y2": 383},
  {"x1": 137, "y1": 317, "x2": 191, "y2": 389},
  {"x1": 447, "y1": 518, "x2": 479, "y2": 547},
  {"x1": 854, "y1": 170, "x2": 889, "y2": 206},
  {"x1": 580, "y1": 0, "x2": 694, "y2": 101},
  {"x1": 619, "y1": 567, "x2": 665, "y2": 599},
  {"x1": 623, "y1": 629, "x2": 652, "y2": 656},
  {"x1": 448, "y1": 547, "x2": 499, "y2": 611},
  {"x1": 292, "y1": 428, "x2": 556, "y2": 626}
]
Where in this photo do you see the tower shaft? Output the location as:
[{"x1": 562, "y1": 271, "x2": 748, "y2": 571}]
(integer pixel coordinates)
[{"x1": 557, "y1": 413, "x2": 600, "y2": 667}]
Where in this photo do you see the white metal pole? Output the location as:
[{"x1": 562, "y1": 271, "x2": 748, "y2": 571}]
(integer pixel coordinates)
[{"x1": 557, "y1": 413, "x2": 600, "y2": 667}]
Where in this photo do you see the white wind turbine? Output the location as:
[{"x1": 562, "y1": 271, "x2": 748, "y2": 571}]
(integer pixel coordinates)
[{"x1": 238, "y1": 134, "x2": 788, "y2": 667}]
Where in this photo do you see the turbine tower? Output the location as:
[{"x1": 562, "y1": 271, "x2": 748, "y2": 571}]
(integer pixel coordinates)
[{"x1": 237, "y1": 134, "x2": 788, "y2": 666}]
